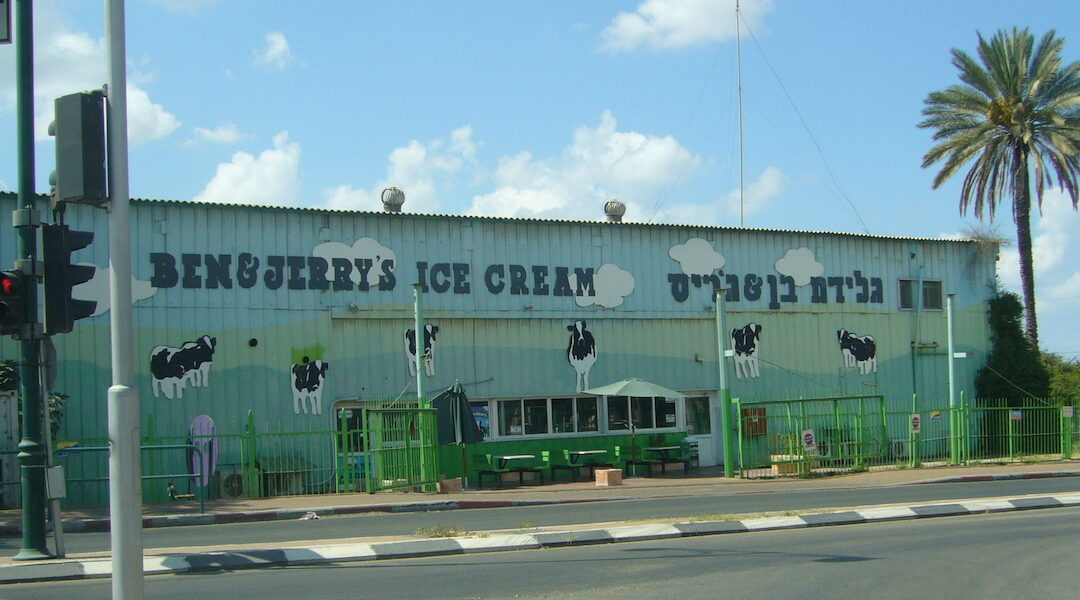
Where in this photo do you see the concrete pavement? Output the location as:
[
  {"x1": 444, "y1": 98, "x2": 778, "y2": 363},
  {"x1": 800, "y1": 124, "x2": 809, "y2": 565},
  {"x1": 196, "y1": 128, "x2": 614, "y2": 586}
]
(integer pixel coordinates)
[{"x1": 1, "y1": 462, "x2": 1079, "y2": 583}]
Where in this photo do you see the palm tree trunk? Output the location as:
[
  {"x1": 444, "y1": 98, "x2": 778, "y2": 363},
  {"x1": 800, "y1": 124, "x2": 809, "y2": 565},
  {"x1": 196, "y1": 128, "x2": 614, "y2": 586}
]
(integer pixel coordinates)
[{"x1": 1014, "y1": 148, "x2": 1039, "y2": 348}]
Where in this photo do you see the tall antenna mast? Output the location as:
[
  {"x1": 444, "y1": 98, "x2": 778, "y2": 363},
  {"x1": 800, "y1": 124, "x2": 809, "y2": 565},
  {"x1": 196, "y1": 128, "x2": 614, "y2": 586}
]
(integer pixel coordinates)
[{"x1": 736, "y1": 0, "x2": 745, "y2": 227}]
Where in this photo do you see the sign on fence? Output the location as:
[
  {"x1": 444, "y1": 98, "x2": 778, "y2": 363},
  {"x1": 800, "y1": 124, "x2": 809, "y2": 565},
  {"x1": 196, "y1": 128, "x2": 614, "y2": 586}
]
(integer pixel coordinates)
[
  {"x1": 1010, "y1": 410, "x2": 1023, "y2": 421},
  {"x1": 1064, "y1": 406, "x2": 1074, "y2": 418},
  {"x1": 801, "y1": 429, "x2": 818, "y2": 456},
  {"x1": 910, "y1": 413, "x2": 921, "y2": 434}
]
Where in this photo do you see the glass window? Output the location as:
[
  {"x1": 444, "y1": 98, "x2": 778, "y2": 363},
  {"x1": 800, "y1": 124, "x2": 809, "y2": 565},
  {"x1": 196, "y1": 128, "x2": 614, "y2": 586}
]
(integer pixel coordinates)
[
  {"x1": 632, "y1": 397, "x2": 654, "y2": 429},
  {"x1": 499, "y1": 400, "x2": 523, "y2": 436},
  {"x1": 524, "y1": 399, "x2": 548, "y2": 435},
  {"x1": 922, "y1": 280, "x2": 943, "y2": 310},
  {"x1": 470, "y1": 401, "x2": 490, "y2": 439},
  {"x1": 899, "y1": 279, "x2": 916, "y2": 310},
  {"x1": 552, "y1": 398, "x2": 575, "y2": 433},
  {"x1": 577, "y1": 397, "x2": 598, "y2": 432},
  {"x1": 654, "y1": 397, "x2": 677, "y2": 428},
  {"x1": 608, "y1": 396, "x2": 630, "y2": 430},
  {"x1": 686, "y1": 396, "x2": 711, "y2": 435}
]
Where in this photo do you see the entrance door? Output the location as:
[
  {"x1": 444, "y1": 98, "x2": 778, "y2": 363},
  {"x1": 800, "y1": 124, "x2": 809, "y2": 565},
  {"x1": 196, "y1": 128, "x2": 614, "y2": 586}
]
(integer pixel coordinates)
[{"x1": 684, "y1": 395, "x2": 716, "y2": 467}]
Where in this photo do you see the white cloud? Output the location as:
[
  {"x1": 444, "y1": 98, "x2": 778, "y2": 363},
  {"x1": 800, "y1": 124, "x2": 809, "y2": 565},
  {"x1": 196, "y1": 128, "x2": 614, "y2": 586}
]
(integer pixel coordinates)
[
  {"x1": 669, "y1": 238, "x2": 726, "y2": 275},
  {"x1": 467, "y1": 111, "x2": 699, "y2": 221},
  {"x1": 996, "y1": 189, "x2": 1077, "y2": 289},
  {"x1": 193, "y1": 132, "x2": 301, "y2": 206},
  {"x1": 775, "y1": 247, "x2": 824, "y2": 286},
  {"x1": 0, "y1": 2, "x2": 178, "y2": 144},
  {"x1": 73, "y1": 265, "x2": 157, "y2": 317},
  {"x1": 600, "y1": 0, "x2": 774, "y2": 53},
  {"x1": 323, "y1": 126, "x2": 478, "y2": 213},
  {"x1": 193, "y1": 124, "x2": 242, "y2": 144},
  {"x1": 311, "y1": 238, "x2": 397, "y2": 287},
  {"x1": 126, "y1": 86, "x2": 181, "y2": 144},
  {"x1": 658, "y1": 166, "x2": 786, "y2": 226},
  {"x1": 570, "y1": 264, "x2": 636, "y2": 309},
  {"x1": 254, "y1": 32, "x2": 295, "y2": 70}
]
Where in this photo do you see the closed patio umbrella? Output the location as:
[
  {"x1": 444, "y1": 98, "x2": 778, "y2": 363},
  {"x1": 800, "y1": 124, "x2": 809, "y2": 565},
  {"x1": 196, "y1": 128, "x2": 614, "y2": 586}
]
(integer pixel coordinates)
[{"x1": 431, "y1": 381, "x2": 484, "y2": 487}]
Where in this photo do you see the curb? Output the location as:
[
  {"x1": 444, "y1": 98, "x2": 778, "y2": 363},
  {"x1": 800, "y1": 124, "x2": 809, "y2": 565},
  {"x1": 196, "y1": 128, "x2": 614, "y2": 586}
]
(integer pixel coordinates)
[
  {"x1": 4, "y1": 470, "x2": 1078, "y2": 538},
  {"x1": 3, "y1": 492, "x2": 1079, "y2": 584}
]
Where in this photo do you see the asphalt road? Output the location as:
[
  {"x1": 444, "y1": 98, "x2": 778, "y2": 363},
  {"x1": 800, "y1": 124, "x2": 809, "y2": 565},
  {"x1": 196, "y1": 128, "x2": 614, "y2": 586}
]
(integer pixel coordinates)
[
  {"x1": 4, "y1": 504, "x2": 1078, "y2": 599},
  {"x1": 1, "y1": 476, "x2": 1077, "y2": 556}
]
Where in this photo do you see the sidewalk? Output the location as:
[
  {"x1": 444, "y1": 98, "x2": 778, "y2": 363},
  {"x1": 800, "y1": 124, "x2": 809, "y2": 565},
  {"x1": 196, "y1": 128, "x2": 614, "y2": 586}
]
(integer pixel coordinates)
[
  {"x1": 1, "y1": 462, "x2": 1079, "y2": 584},
  {"x1": 1, "y1": 462, "x2": 1077, "y2": 535}
]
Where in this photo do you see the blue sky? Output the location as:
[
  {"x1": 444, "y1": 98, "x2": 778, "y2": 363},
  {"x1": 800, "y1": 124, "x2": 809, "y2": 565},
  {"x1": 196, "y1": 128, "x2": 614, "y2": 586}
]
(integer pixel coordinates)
[{"x1": 0, "y1": 0, "x2": 1077, "y2": 356}]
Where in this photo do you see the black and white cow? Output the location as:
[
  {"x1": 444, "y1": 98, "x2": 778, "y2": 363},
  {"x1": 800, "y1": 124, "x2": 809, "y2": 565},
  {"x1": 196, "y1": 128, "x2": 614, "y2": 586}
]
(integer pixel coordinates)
[
  {"x1": 149, "y1": 335, "x2": 217, "y2": 400},
  {"x1": 837, "y1": 329, "x2": 877, "y2": 375},
  {"x1": 567, "y1": 320, "x2": 597, "y2": 393},
  {"x1": 404, "y1": 324, "x2": 439, "y2": 377},
  {"x1": 730, "y1": 323, "x2": 762, "y2": 379},
  {"x1": 292, "y1": 357, "x2": 330, "y2": 415}
]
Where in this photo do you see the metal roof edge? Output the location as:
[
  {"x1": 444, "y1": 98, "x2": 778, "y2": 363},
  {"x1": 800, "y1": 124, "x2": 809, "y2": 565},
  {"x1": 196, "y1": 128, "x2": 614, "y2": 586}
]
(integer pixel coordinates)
[{"x1": 0, "y1": 191, "x2": 981, "y2": 245}]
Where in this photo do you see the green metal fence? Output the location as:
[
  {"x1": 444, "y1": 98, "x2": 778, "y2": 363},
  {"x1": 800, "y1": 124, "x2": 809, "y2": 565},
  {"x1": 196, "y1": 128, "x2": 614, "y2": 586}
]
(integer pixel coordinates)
[
  {"x1": 361, "y1": 407, "x2": 439, "y2": 493},
  {"x1": 737, "y1": 395, "x2": 1078, "y2": 478}
]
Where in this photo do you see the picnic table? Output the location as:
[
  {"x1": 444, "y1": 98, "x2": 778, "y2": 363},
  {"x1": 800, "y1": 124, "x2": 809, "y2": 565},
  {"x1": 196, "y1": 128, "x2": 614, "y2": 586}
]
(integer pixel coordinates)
[
  {"x1": 642, "y1": 446, "x2": 684, "y2": 474},
  {"x1": 552, "y1": 449, "x2": 611, "y2": 482},
  {"x1": 477, "y1": 454, "x2": 546, "y2": 488}
]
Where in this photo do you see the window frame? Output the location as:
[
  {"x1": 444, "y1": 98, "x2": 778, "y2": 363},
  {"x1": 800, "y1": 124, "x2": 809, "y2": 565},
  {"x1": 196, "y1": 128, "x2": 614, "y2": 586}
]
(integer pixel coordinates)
[{"x1": 899, "y1": 278, "x2": 944, "y2": 311}]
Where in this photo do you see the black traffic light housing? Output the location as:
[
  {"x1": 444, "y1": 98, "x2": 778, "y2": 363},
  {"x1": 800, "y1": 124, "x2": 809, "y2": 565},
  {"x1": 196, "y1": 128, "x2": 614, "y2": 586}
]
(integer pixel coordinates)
[
  {"x1": 0, "y1": 270, "x2": 27, "y2": 338},
  {"x1": 50, "y1": 91, "x2": 107, "y2": 209},
  {"x1": 41, "y1": 224, "x2": 97, "y2": 335}
]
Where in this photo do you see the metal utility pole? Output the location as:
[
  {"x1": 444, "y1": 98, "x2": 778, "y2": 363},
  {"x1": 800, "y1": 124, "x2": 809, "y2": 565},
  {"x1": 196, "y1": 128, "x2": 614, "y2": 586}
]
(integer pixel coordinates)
[
  {"x1": 413, "y1": 284, "x2": 426, "y2": 406},
  {"x1": 105, "y1": 0, "x2": 144, "y2": 597},
  {"x1": 11, "y1": 0, "x2": 49, "y2": 561},
  {"x1": 713, "y1": 289, "x2": 735, "y2": 477}
]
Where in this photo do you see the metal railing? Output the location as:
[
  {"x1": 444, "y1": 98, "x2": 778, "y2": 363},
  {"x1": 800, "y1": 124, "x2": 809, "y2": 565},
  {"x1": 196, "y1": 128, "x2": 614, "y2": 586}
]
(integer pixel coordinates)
[{"x1": 737, "y1": 395, "x2": 1078, "y2": 478}]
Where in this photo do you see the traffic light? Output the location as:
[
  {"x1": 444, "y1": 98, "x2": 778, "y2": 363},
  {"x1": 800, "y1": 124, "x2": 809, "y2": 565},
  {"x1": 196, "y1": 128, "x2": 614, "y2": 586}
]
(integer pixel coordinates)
[
  {"x1": 49, "y1": 91, "x2": 107, "y2": 208},
  {"x1": 41, "y1": 224, "x2": 97, "y2": 335},
  {"x1": 0, "y1": 270, "x2": 27, "y2": 337}
]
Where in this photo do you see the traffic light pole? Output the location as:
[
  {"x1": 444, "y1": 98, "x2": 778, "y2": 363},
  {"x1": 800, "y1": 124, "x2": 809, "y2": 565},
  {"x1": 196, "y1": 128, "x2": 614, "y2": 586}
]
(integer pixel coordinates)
[
  {"x1": 11, "y1": 0, "x2": 49, "y2": 561},
  {"x1": 105, "y1": 1, "x2": 145, "y2": 598}
]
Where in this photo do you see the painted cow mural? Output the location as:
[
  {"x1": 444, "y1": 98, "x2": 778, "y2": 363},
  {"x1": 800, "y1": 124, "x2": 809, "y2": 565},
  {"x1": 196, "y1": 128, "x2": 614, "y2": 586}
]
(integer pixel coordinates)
[
  {"x1": 730, "y1": 322, "x2": 762, "y2": 379},
  {"x1": 567, "y1": 320, "x2": 597, "y2": 393},
  {"x1": 292, "y1": 357, "x2": 330, "y2": 415},
  {"x1": 149, "y1": 335, "x2": 217, "y2": 399},
  {"x1": 404, "y1": 324, "x2": 439, "y2": 377},
  {"x1": 837, "y1": 329, "x2": 877, "y2": 375}
]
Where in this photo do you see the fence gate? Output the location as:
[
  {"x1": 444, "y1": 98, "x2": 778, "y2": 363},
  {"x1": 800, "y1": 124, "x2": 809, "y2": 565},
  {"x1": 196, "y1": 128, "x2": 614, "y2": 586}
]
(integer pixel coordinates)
[
  {"x1": 362, "y1": 407, "x2": 438, "y2": 493},
  {"x1": 736, "y1": 395, "x2": 893, "y2": 478}
]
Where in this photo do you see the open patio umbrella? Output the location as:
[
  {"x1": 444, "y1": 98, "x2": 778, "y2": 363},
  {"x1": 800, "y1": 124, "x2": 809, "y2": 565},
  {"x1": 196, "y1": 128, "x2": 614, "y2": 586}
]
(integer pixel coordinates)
[
  {"x1": 584, "y1": 379, "x2": 686, "y2": 475},
  {"x1": 431, "y1": 381, "x2": 484, "y2": 487},
  {"x1": 583, "y1": 378, "x2": 687, "y2": 399}
]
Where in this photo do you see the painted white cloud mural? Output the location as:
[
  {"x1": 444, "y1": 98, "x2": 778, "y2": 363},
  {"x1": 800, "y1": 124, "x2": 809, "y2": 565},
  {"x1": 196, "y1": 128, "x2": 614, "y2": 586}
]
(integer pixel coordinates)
[
  {"x1": 668, "y1": 238, "x2": 725, "y2": 275},
  {"x1": 312, "y1": 238, "x2": 397, "y2": 286},
  {"x1": 74, "y1": 265, "x2": 158, "y2": 316},
  {"x1": 774, "y1": 248, "x2": 824, "y2": 286},
  {"x1": 570, "y1": 264, "x2": 635, "y2": 308}
]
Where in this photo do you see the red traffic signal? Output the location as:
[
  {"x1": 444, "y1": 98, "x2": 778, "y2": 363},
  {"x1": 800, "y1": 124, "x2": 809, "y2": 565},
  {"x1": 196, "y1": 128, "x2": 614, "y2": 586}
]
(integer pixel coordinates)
[{"x1": 0, "y1": 270, "x2": 27, "y2": 337}]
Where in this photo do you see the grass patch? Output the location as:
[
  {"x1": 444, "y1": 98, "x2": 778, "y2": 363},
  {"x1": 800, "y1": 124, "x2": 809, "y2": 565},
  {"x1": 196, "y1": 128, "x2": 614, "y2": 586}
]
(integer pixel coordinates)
[{"x1": 414, "y1": 524, "x2": 471, "y2": 538}]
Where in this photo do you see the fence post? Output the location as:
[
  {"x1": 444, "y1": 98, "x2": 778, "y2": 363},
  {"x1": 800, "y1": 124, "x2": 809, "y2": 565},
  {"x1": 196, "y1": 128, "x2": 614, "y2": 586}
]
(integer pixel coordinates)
[
  {"x1": 1061, "y1": 405, "x2": 1073, "y2": 460},
  {"x1": 243, "y1": 411, "x2": 259, "y2": 499},
  {"x1": 909, "y1": 394, "x2": 920, "y2": 468},
  {"x1": 1007, "y1": 410, "x2": 1017, "y2": 461}
]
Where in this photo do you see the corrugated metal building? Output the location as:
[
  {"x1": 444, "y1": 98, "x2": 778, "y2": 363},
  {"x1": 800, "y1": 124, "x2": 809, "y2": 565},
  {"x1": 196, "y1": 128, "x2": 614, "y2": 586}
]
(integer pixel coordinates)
[{"x1": 0, "y1": 192, "x2": 996, "y2": 500}]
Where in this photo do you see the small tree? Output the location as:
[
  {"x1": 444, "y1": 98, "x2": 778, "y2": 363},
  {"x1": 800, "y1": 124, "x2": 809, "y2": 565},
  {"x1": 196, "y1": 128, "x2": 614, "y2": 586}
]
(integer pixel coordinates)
[
  {"x1": 975, "y1": 292, "x2": 1050, "y2": 402},
  {"x1": 1043, "y1": 353, "x2": 1080, "y2": 401}
]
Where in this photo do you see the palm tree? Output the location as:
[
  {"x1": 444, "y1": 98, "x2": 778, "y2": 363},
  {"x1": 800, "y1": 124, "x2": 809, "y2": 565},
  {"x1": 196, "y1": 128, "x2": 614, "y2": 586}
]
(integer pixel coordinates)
[{"x1": 920, "y1": 28, "x2": 1080, "y2": 348}]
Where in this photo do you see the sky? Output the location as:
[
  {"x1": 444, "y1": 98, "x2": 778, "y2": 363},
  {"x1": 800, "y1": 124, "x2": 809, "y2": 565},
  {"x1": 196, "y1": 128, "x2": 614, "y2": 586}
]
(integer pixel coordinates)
[{"x1": 0, "y1": 0, "x2": 1077, "y2": 356}]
